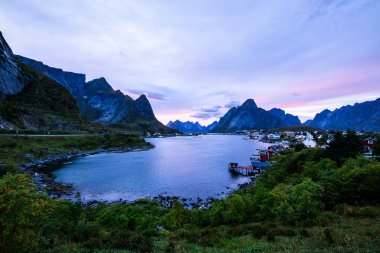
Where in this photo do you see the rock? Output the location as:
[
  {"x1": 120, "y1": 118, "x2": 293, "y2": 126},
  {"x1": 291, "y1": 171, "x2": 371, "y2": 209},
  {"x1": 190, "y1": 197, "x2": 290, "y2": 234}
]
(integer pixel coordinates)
[{"x1": 0, "y1": 32, "x2": 24, "y2": 97}]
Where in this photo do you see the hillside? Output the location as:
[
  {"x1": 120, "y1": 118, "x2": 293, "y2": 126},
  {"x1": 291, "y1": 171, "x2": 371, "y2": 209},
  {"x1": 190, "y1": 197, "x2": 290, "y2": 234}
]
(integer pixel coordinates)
[
  {"x1": 305, "y1": 98, "x2": 380, "y2": 131},
  {"x1": 0, "y1": 62, "x2": 102, "y2": 131},
  {"x1": 0, "y1": 32, "x2": 94, "y2": 131},
  {"x1": 16, "y1": 56, "x2": 175, "y2": 134}
]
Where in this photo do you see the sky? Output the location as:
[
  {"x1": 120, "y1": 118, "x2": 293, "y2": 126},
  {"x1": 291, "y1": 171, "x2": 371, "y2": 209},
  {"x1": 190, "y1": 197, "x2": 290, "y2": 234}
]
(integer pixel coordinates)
[{"x1": 1, "y1": 0, "x2": 380, "y2": 125}]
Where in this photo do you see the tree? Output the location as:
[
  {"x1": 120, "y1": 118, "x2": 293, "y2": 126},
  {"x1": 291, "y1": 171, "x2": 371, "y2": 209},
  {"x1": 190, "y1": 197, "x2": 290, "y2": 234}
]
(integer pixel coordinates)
[
  {"x1": 373, "y1": 135, "x2": 380, "y2": 157},
  {"x1": 325, "y1": 130, "x2": 363, "y2": 166}
]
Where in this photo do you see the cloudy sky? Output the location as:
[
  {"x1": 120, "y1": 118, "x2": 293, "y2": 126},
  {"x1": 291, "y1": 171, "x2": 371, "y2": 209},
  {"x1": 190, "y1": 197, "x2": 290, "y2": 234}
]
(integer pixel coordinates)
[{"x1": 1, "y1": 0, "x2": 379, "y2": 124}]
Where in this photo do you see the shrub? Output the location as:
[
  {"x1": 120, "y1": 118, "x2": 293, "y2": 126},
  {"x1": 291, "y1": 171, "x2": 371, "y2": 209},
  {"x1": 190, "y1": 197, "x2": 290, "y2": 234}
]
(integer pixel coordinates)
[
  {"x1": 269, "y1": 179, "x2": 324, "y2": 224},
  {"x1": 0, "y1": 173, "x2": 56, "y2": 252},
  {"x1": 337, "y1": 158, "x2": 380, "y2": 203}
]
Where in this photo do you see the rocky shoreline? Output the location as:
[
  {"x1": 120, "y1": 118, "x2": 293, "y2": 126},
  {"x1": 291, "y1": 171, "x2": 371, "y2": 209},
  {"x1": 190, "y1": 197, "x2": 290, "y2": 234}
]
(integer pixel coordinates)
[{"x1": 20, "y1": 145, "x2": 257, "y2": 209}]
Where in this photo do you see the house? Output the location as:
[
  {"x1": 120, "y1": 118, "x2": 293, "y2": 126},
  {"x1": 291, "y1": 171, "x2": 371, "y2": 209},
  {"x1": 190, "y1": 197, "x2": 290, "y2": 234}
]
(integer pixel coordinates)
[
  {"x1": 283, "y1": 131, "x2": 295, "y2": 138},
  {"x1": 363, "y1": 137, "x2": 376, "y2": 155},
  {"x1": 268, "y1": 134, "x2": 281, "y2": 140}
]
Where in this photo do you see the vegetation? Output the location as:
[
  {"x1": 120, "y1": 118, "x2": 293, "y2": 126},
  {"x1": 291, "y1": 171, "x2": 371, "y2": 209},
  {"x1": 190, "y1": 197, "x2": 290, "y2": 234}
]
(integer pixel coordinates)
[
  {"x1": 373, "y1": 135, "x2": 380, "y2": 157},
  {"x1": 0, "y1": 132, "x2": 379, "y2": 252},
  {"x1": 0, "y1": 62, "x2": 83, "y2": 129}
]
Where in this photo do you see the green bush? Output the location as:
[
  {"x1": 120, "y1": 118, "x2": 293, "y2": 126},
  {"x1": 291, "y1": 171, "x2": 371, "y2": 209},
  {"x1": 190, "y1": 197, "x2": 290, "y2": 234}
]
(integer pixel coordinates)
[
  {"x1": 269, "y1": 179, "x2": 324, "y2": 224},
  {"x1": 0, "y1": 173, "x2": 56, "y2": 252},
  {"x1": 337, "y1": 157, "x2": 380, "y2": 203}
]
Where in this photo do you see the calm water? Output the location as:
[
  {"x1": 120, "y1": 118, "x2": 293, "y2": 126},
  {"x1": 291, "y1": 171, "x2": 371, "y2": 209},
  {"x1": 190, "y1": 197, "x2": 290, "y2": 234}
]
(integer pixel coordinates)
[{"x1": 53, "y1": 135, "x2": 270, "y2": 202}]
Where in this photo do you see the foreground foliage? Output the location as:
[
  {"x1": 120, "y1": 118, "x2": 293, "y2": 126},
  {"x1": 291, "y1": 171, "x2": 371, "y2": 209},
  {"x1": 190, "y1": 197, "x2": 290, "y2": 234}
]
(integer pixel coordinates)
[{"x1": 0, "y1": 137, "x2": 379, "y2": 252}]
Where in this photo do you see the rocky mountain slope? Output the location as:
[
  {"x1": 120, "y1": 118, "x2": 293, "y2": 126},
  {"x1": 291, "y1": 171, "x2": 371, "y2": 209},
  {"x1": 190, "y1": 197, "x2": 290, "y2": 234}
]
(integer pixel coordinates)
[
  {"x1": 16, "y1": 54, "x2": 173, "y2": 133},
  {"x1": 0, "y1": 32, "x2": 24, "y2": 97},
  {"x1": 0, "y1": 59, "x2": 90, "y2": 131},
  {"x1": 304, "y1": 98, "x2": 380, "y2": 131},
  {"x1": 0, "y1": 31, "x2": 174, "y2": 133}
]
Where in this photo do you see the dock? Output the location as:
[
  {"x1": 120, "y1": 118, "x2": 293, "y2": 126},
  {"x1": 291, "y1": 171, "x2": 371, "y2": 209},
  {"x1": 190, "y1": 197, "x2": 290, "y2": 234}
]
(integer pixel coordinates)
[{"x1": 228, "y1": 163, "x2": 261, "y2": 176}]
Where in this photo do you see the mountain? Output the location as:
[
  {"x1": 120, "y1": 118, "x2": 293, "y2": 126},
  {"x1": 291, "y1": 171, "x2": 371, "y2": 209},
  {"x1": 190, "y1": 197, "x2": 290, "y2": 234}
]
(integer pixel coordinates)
[
  {"x1": 305, "y1": 98, "x2": 380, "y2": 131},
  {"x1": 0, "y1": 32, "x2": 89, "y2": 131},
  {"x1": 205, "y1": 121, "x2": 218, "y2": 132},
  {"x1": 212, "y1": 99, "x2": 286, "y2": 132},
  {"x1": 166, "y1": 120, "x2": 219, "y2": 133},
  {"x1": 16, "y1": 56, "x2": 174, "y2": 134},
  {"x1": 167, "y1": 120, "x2": 206, "y2": 133},
  {"x1": 15, "y1": 55, "x2": 86, "y2": 96},
  {"x1": 269, "y1": 108, "x2": 301, "y2": 126},
  {"x1": 0, "y1": 32, "x2": 25, "y2": 97}
]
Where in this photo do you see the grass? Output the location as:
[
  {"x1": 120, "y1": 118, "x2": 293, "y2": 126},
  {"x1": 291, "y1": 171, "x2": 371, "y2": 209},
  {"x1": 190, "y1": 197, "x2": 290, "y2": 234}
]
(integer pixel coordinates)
[
  {"x1": 0, "y1": 134, "x2": 151, "y2": 173},
  {"x1": 154, "y1": 208, "x2": 380, "y2": 253}
]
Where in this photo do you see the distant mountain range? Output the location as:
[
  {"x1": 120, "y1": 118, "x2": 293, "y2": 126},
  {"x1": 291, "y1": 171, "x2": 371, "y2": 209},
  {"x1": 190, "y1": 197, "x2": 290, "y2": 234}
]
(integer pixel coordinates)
[
  {"x1": 2, "y1": 31, "x2": 379, "y2": 133},
  {"x1": 168, "y1": 99, "x2": 302, "y2": 133},
  {"x1": 167, "y1": 120, "x2": 217, "y2": 133},
  {"x1": 304, "y1": 98, "x2": 380, "y2": 131},
  {"x1": 0, "y1": 31, "x2": 175, "y2": 133},
  {"x1": 167, "y1": 98, "x2": 380, "y2": 133}
]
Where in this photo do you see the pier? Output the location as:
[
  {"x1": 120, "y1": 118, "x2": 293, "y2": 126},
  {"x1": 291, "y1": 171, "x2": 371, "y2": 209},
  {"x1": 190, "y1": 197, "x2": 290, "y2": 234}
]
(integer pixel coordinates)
[{"x1": 228, "y1": 163, "x2": 261, "y2": 176}]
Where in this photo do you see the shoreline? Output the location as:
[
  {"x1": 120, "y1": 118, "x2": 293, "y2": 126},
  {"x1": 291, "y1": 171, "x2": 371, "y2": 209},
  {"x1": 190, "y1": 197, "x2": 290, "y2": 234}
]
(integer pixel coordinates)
[
  {"x1": 20, "y1": 145, "x2": 154, "y2": 198},
  {"x1": 18, "y1": 137, "x2": 259, "y2": 209}
]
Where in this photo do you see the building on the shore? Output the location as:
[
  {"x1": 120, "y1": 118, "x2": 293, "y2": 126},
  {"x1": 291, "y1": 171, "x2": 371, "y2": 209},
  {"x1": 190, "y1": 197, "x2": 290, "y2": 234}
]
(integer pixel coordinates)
[
  {"x1": 283, "y1": 131, "x2": 296, "y2": 138},
  {"x1": 268, "y1": 133, "x2": 281, "y2": 140},
  {"x1": 363, "y1": 137, "x2": 376, "y2": 155}
]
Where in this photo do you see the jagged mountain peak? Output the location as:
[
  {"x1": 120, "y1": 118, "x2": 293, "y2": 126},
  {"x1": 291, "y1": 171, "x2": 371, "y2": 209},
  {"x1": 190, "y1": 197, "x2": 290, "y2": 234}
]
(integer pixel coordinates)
[
  {"x1": 269, "y1": 108, "x2": 301, "y2": 126},
  {"x1": 85, "y1": 77, "x2": 113, "y2": 93},
  {"x1": 167, "y1": 120, "x2": 207, "y2": 133},
  {"x1": 269, "y1": 108, "x2": 285, "y2": 115},
  {"x1": 136, "y1": 94, "x2": 149, "y2": 102},
  {"x1": 241, "y1": 98, "x2": 257, "y2": 109},
  {"x1": 135, "y1": 94, "x2": 155, "y2": 119},
  {"x1": 212, "y1": 99, "x2": 303, "y2": 132}
]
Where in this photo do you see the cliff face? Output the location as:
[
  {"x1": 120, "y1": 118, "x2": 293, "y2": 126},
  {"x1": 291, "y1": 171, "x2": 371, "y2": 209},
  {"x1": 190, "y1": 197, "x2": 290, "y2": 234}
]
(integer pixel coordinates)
[
  {"x1": 16, "y1": 55, "x2": 86, "y2": 96},
  {"x1": 0, "y1": 32, "x2": 85, "y2": 131},
  {"x1": 16, "y1": 55, "x2": 174, "y2": 133},
  {"x1": 0, "y1": 32, "x2": 24, "y2": 97},
  {"x1": 305, "y1": 98, "x2": 380, "y2": 131}
]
